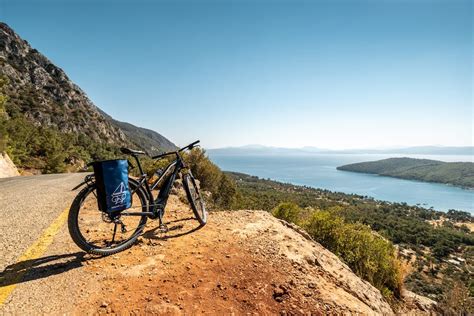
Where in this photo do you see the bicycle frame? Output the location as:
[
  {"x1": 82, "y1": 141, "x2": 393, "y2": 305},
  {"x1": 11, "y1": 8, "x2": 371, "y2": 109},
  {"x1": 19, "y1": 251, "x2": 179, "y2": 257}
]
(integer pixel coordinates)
[
  {"x1": 123, "y1": 153, "x2": 184, "y2": 217},
  {"x1": 120, "y1": 141, "x2": 199, "y2": 225}
]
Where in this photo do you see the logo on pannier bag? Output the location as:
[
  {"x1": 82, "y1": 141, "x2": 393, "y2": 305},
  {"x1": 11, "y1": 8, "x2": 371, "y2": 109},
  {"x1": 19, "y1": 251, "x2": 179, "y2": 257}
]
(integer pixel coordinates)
[
  {"x1": 111, "y1": 182, "x2": 127, "y2": 205},
  {"x1": 92, "y1": 159, "x2": 132, "y2": 212}
]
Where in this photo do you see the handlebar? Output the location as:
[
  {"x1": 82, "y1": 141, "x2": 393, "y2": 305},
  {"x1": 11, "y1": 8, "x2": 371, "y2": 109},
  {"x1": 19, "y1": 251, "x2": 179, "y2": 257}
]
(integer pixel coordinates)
[
  {"x1": 151, "y1": 140, "x2": 200, "y2": 159},
  {"x1": 179, "y1": 140, "x2": 200, "y2": 152}
]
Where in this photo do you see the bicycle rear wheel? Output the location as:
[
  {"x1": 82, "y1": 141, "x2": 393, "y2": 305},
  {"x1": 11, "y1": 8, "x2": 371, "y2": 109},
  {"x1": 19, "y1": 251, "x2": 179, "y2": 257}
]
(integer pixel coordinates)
[
  {"x1": 183, "y1": 173, "x2": 207, "y2": 225},
  {"x1": 68, "y1": 179, "x2": 148, "y2": 255}
]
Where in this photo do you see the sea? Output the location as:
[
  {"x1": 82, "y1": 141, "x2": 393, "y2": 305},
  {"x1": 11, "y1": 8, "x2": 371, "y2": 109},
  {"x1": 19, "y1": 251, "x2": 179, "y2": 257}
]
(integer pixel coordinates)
[{"x1": 208, "y1": 153, "x2": 474, "y2": 214}]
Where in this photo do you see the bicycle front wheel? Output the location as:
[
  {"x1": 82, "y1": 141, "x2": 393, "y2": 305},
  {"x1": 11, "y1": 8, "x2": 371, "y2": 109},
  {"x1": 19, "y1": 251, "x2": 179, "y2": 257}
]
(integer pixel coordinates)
[
  {"x1": 183, "y1": 173, "x2": 207, "y2": 225},
  {"x1": 68, "y1": 179, "x2": 148, "y2": 255}
]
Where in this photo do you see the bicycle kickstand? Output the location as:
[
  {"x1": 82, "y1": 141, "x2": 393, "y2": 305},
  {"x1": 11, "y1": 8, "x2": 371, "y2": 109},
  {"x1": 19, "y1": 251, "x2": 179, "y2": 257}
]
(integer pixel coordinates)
[{"x1": 157, "y1": 208, "x2": 168, "y2": 233}]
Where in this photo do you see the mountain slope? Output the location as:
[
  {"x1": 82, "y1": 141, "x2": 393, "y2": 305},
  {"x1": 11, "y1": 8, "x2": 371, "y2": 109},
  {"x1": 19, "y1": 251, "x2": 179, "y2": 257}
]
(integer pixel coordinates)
[
  {"x1": 0, "y1": 22, "x2": 175, "y2": 168},
  {"x1": 99, "y1": 110, "x2": 176, "y2": 154},
  {"x1": 337, "y1": 157, "x2": 474, "y2": 188},
  {"x1": 0, "y1": 22, "x2": 126, "y2": 144}
]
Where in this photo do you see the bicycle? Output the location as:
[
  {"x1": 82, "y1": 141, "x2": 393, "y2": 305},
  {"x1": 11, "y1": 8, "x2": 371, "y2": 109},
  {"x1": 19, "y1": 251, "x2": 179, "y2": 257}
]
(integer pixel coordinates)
[{"x1": 68, "y1": 140, "x2": 207, "y2": 255}]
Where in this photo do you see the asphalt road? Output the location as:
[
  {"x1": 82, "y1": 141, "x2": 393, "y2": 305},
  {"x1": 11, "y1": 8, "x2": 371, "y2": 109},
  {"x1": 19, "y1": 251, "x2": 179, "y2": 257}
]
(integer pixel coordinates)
[
  {"x1": 0, "y1": 173, "x2": 85, "y2": 271},
  {"x1": 0, "y1": 173, "x2": 89, "y2": 313}
]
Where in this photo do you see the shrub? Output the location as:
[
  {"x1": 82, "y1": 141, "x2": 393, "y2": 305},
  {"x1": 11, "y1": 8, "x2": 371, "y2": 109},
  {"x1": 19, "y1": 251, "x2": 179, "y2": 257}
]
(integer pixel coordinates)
[
  {"x1": 182, "y1": 148, "x2": 238, "y2": 209},
  {"x1": 184, "y1": 148, "x2": 221, "y2": 194},
  {"x1": 272, "y1": 202, "x2": 302, "y2": 224},
  {"x1": 214, "y1": 173, "x2": 237, "y2": 209},
  {"x1": 272, "y1": 203, "x2": 402, "y2": 298},
  {"x1": 439, "y1": 281, "x2": 474, "y2": 315},
  {"x1": 304, "y1": 210, "x2": 345, "y2": 251},
  {"x1": 137, "y1": 155, "x2": 172, "y2": 178}
]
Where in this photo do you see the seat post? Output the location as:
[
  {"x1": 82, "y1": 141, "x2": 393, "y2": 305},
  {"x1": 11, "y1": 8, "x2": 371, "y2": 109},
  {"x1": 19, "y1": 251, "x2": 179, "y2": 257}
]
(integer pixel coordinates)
[{"x1": 134, "y1": 155, "x2": 146, "y2": 176}]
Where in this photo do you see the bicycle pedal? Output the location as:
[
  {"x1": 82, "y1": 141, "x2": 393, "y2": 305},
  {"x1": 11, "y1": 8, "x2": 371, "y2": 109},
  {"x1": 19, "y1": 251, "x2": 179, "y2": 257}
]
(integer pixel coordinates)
[
  {"x1": 120, "y1": 224, "x2": 127, "y2": 233},
  {"x1": 157, "y1": 224, "x2": 169, "y2": 233}
]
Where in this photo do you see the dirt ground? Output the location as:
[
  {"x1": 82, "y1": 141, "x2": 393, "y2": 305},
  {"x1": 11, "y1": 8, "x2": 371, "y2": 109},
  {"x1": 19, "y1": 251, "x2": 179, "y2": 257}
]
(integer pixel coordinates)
[
  {"x1": 1, "y1": 178, "x2": 432, "y2": 315},
  {"x1": 76, "y1": 195, "x2": 324, "y2": 315}
]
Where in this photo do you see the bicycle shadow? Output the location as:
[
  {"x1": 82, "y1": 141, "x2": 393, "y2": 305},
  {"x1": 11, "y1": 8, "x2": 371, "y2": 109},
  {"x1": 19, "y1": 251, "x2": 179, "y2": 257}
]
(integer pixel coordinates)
[
  {"x1": 0, "y1": 252, "x2": 89, "y2": 288},
  {"x1": 142, "y1": 216, "x2": 204, "y2": 240}
]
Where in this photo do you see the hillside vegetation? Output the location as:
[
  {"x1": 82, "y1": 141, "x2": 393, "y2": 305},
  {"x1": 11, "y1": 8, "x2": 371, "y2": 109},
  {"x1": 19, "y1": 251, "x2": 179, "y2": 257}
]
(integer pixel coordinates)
[
  {"x1": 337, "y1": 157, "x2": 474, "y2": 188},
  {"x1": 272, "y1": 202, "x2": 402, "y2": 299},
  {"x1": 225, "y1": 172, "x2": 473, "y2": 312}
]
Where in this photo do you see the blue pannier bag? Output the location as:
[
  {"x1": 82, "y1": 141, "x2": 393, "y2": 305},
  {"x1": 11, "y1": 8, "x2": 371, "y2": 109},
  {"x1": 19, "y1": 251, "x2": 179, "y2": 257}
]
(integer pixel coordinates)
[{"x1": 92, "y1": 159, "x2": 132, "y2": 213}]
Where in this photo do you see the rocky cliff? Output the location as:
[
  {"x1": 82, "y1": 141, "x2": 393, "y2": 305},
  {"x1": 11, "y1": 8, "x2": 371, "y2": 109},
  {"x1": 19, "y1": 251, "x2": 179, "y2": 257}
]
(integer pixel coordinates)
[{"x1": 0, "y1": 22, "x2": 175, "y2": 155}]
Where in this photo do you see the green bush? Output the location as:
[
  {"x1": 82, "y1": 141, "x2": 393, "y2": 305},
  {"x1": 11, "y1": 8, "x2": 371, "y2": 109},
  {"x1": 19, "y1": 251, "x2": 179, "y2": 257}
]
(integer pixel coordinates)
[
  {"x1": 304, "y1": 210, "x2": 345, "y2": 251},
  {"x1": 136, "y1": 155, "x2": 173, "y2": 178},
  {"x1": 272, "y1": 202, "x2": 302, "y2": 224},
  {"x1": 184, "y1": 148, "x2": 237, "y2": 209},
  {"x1": 185, "y1": 148, "x2": 221, "y2": 194},
  {"x1": 272, "y1": 202, "x2": 402, "y2": 298},
  {"x1": 214, "y1": 173, "x2": 237, "y2": 209}
]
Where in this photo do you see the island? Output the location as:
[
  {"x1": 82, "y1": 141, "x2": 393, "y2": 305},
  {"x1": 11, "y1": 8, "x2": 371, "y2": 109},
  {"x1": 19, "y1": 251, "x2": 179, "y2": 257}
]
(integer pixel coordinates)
[{"x1": 337, "y1": 157, "x2": 474, "y2": 189}]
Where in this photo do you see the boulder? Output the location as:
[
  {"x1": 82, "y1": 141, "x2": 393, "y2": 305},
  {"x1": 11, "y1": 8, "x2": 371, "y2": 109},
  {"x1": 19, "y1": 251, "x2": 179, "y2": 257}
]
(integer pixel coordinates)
[{"x1": 0, "y1": 152, "x2": 19, "y2": 178}]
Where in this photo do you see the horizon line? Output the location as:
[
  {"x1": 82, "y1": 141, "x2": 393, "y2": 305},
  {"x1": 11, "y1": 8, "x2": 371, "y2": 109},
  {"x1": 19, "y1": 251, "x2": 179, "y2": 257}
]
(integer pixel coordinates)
[{"x1": 205, "y1": 144, "x2": 474, "y2": 151}]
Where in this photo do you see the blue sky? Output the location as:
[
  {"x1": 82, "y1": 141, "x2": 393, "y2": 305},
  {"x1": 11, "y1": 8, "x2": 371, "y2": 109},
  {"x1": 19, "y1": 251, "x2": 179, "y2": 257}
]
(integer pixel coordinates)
[{"x1": 1, "y1": 0, "x2": 472, "y2": 149}]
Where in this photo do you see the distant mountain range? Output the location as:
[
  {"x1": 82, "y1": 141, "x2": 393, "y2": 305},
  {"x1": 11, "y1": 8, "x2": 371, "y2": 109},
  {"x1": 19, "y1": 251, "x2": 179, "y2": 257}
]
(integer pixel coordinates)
[{"x1": 208, "y1": 145, "x2": 474, "y2": 156}]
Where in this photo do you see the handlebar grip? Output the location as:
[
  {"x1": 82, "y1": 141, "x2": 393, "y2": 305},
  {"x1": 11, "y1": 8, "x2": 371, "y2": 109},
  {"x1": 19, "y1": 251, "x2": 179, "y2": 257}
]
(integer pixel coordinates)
[
  {"x1": 188, "y1": 140, "x2": 200, "y2": 149},
  {"x1": 178, "y1": 140, "x2": 201, "y2": 152}
]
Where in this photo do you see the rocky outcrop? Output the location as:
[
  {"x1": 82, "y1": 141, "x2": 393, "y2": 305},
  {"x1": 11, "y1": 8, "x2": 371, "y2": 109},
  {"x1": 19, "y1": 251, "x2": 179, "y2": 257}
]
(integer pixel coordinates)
[
  {"x1": 73, "y1": 195, "x2": 436, "y2": 315},
  {"x1": 0, "y1": 152, "x2": 19, "y2": 178},
  {"x1": 232, "y1": 210, "x2": 395, "y2": 314},
  {"x1": 399, "y1": 289, "x2": 438, "y2": 314}
]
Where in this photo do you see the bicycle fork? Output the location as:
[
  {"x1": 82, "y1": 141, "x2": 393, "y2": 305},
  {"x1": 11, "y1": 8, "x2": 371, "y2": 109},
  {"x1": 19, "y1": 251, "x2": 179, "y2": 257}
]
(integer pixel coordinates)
[{"x1": 154, "y1": 170, "x2": 179, "y2": 232}]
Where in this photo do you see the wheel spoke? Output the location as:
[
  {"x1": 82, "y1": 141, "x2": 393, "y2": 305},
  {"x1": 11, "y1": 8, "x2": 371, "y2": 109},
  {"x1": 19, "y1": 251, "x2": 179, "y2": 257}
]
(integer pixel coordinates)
[{"x1": 71, "y1": 180, "x2": 149, "y2": 254}]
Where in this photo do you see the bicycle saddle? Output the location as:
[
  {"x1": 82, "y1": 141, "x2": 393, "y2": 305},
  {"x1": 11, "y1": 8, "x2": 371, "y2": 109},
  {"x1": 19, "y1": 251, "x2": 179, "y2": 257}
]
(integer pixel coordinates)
[{"x1": 120, "y1": 147, "x2": 147, "y2": 155}]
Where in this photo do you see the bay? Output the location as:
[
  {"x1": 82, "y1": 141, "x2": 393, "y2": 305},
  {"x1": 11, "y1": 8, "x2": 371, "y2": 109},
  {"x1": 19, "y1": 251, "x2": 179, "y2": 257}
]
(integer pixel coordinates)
[{"x1": 208, "y1": 153, "x2": 474, "y2": 213}]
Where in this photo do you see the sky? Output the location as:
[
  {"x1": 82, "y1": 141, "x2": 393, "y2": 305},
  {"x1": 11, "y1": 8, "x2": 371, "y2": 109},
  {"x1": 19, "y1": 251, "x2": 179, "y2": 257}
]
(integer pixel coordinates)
[{"x1": 1, "y1": 0, "x2": 472, "y2": 149}]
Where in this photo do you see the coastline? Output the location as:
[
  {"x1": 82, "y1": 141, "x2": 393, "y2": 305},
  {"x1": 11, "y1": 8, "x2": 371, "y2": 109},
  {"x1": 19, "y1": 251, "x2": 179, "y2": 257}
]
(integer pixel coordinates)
[
  {"x1": 336, "y1": 168, "x2": 474, "y2": 191},
  {"x1": 226, "y1": 170, "x2": 474, "y2": 219},
  {"x1": 224, "y1": 168, "x2": 474, "y2": 215},
  {"x1": 209, "y1": 153, "x2": 474, "y2": 213}
]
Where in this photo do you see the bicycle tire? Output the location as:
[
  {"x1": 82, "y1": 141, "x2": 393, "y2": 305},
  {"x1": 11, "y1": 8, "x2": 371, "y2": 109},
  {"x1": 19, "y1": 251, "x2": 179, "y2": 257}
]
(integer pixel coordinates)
[
  {"x1": 68, "y1": 179, "x2": 148, "y2": 255},
  {"x1": 183, "y1": 173, "x2": 207, "y2": 225}
]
